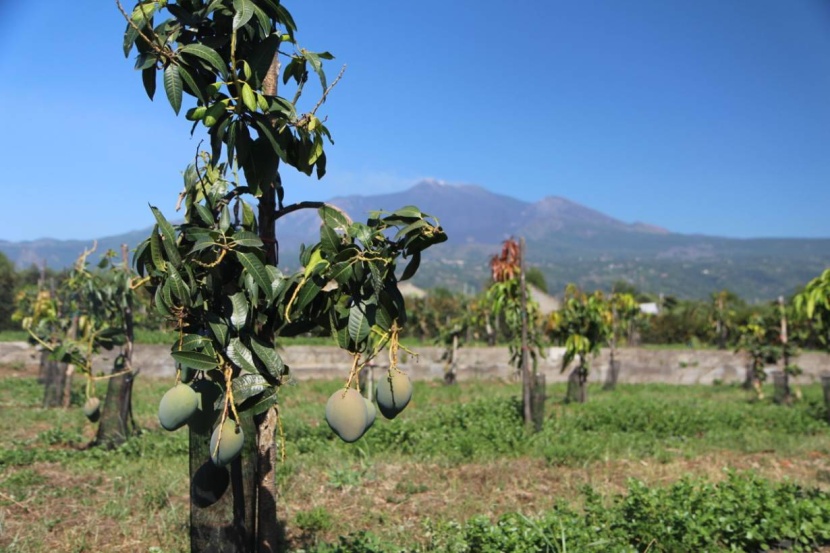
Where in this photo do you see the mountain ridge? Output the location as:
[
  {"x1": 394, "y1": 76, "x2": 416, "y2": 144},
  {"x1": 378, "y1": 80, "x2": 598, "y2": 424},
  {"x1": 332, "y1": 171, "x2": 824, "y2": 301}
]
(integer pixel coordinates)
[{"x1": 2, "y1": 181, "x2": 828, "y2": 301}]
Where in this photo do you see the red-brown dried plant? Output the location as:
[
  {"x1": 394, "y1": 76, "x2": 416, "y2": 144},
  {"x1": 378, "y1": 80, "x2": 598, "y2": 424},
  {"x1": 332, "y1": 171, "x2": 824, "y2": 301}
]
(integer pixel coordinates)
[{"x1": 490, "y1": 238, "x2": 521, "y2": 283}]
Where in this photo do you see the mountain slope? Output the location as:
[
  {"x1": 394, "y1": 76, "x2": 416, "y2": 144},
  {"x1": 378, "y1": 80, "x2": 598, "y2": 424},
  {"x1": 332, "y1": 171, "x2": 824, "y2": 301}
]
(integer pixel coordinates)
[{"x1": 3, "y1": 181, "x2": 828, "y2": 301}]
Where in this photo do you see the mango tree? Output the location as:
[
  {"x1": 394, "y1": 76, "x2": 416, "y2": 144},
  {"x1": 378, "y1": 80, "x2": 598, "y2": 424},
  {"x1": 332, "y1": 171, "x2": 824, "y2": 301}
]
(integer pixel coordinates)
[
  {"x1": 119, "y1": 1, "x2": 445, "y2": 550},
  {"x1": 735, "y1": 314, "x2": 779, "y2": 400},
  {"x1": 485, "y1": 238, "x2": 545, "y2": 427},
  {"x1": 547, "y1": 285, "x2": 611, "y2": 403},
  {"x1": 15, "y1": 245, "x2": 138, "y2": 445},
  {"x1": 794, "y1": 268, "x2": 830, "y2": 351},
  {"x1": 605, "y1": 291, "x2": 639, "y2": 389}
]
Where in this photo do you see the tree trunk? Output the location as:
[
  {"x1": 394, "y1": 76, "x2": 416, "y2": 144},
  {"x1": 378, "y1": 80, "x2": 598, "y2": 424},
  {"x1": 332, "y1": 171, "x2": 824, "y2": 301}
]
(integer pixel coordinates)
[
  {"x1": 61, "y1": 315, "x2": 80, "y2": 408},
  {"x1": 190, "y1": 411, "x2": 257, "y2": 552},
  {"x1": 96, "y1": 275, "x2": 137, "y2": 449},
  {"x1": 518, "y1": 238, "x2": 532, "y2": 426},
  {"x1": 42, "y1": 354, "x2": 66, "y2": 408},
  {"x1": 578, "y1": 364, "x2": 587, "y2": 404},
  {"x1": 530, "y1": 373, "x2": 546, "y2": 432}
]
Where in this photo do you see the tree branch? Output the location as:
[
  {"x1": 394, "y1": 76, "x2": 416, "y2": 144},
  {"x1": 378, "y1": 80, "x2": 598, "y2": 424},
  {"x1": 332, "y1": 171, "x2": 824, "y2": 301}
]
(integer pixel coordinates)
[
  {"x1": 310, "y1": 64, "x2": 346, "y2": 117},
  {"x1": 274, "y1": 201, "x2": 326, "y2": 220}
]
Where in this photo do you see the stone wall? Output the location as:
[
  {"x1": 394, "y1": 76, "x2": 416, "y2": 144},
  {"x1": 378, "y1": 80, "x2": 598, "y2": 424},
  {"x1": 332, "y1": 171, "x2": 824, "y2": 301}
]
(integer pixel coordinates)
[{"x1": 2, "y1": 341, "x2": 828, "y2": 384}]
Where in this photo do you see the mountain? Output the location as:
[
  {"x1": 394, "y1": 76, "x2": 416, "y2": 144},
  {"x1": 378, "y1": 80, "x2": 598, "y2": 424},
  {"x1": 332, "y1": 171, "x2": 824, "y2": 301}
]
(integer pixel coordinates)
[{"x1": 3, "y1": 180, "x2": 828, "y2": 301}]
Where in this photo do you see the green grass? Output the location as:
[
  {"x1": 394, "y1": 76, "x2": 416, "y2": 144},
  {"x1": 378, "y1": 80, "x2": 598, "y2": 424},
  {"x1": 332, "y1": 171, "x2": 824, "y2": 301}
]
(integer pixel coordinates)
[{"x1": 1, "y1": 374, "x2": 829, "y2": 552}]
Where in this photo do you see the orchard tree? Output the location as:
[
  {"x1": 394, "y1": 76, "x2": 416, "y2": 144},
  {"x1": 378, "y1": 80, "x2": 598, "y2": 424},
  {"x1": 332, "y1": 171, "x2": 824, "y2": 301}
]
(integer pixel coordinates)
[
  {"x1": 605, "y1": 291, "x2": 639, "y2": 389},
  {"x1": 485, "y1": 238, "x2": 545, "y2": 426},
  {"x1": 734, "y1": 314, "x2": 777, "y2": 399},
  {"x1": 119, "y1": 1, "x2": 446, "y2": 550},
  {"x1": 15, "y1": 244, "x2": 138, "y2": 438},
  {"x1": 547, "y1": 285, "x2": 611, "y2": 403},
  {"x1": 794, "y1": 268, "x2": 830, "y2": 351}
]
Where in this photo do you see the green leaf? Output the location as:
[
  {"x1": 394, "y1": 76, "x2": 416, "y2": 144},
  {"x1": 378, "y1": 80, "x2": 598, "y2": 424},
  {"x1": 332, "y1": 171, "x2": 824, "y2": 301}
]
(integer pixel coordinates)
[
  {"x1": 304, "y1": 51, "x2": 327, "y2": 91},
  {"x1": 163, "y1": 64, "x2": 183, "y2": 115},
  {"x1": 318, "y1": 204, "x2": 350, "y2": 231},
  {"x1": 241, "y1": 82, "x2": 257, "y2": 112},
  {"x1": 294, "y1": 278, "x2": 321, "y2": 313},
  {"x1": 149, "y1": 225, "x2": 165, "y2": 269},
  {"x1": 227, "y1": 292, "x2": 248, "y2": 330},
  {"x1": 176, "y1": 64, "x2": 205, "y2": 104},
  {"x1": 236, "y1": 251, "x2": 273, "y2": 301},
  {"x1": 251, "y1": 117, "x2": 287, "y2": 162},
  {"x1": 227, "y1": 337, "x2": 257, "y2": 373},
  {"x1": 249, "y1": 336, "x2": 285, "y2": 382},
  {"x1": 319, "y1": 224, "x2": 341, "y2": 255},
  {"x1": 179, "y1": 44, "x2": 229, "y2": 79},
  {"x1": 231, "y1": 373, "x2": 270, "y2": 404},
  {"x1": 165, "y1": 264, "x2": 191, "y2": 306},
  {"x1": 266, "y1": 266, "x2": 289, "y2": 302},
  {"x1": 141, "y1": 66, "x2": 156, "y2": 100},
  {"x1": 348, "y1": 302, "x2": 371, "y2": 343},
  {"x1": 171, "y1": 350, "x2": 218, "y2": 371},
  {"x1": 208, "y1": 315, "x2": 229, "y2": 347},
  {"x1": 149, "y1": 206, "x2": 182, "y2": 267},
  {"x1": 400, "y1": 251, "x2": 420, "y2": 282},
  {"x1": 123, "y1": 2, "x2": 156, "y2": 56},
  {"x1": 247, "y1": 389, "x2": 278, "y2": 416},
  {"x1": 231, "y1": 231, "x2": 263, "y2": 248},
  {"x1": 232, "y1": 0, "x2": 255, "y2": 30},
  {"x1": 394, "y1": 219, "x2": 429, "y2": 240},
  {"x1": 178, "y1": 333, "x2": 214, "y2": 353}
]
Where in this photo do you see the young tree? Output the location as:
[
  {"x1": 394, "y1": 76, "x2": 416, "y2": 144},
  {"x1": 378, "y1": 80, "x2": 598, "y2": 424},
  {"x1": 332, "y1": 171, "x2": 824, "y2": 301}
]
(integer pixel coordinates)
[
  {"x1": 794, "y1": 268, "x2": 830, "y2": 351},
  {"x1": 735, "y1": 314, "x2": 779, "y2": 400},
  {"x1": 486, "y1": 238, "x2": 545, "y2": 426},
  {"x1": 119, "y1": 1, "x2": 446, "y2": 550},
  {"x1": 16, "y1": 245, "x2": 138, "y2": 434},
  {"x1": 547, "y1": 285, "x2": 611, "y2": 403},
  {"x1": 605, "y1": 291, "x2": 639, "y2": 389}
]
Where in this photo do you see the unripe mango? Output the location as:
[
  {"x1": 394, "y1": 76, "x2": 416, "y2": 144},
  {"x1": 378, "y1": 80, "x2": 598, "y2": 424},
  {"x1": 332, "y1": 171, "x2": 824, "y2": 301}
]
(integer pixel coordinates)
[
  {"x1": 376, "y1": 371, "x2": 413, "y2": 419},
  {"x1": 325, "y1": 388, "x2": 368, "y2": 443},
  {"x1": 83, "y1": 397, "x2": 101, "y2": 423},
  {"x1": 158, "y1": 384, "x2": 198, "y2": 431},
  {"x1": 210, "y1": 418, "x2": 244, "y2": 466}
]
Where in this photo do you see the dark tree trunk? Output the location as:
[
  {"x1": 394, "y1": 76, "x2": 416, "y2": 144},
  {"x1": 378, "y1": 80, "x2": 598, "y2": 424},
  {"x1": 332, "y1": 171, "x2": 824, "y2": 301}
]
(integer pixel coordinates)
[
  {"x1": 42, "y1": 355, "x2": 67, "y2": 408},
  {"x1": 96, "y1": 247, "x2": 139, "y2": 449},
  {"x1": 190, "y1": 412, "x2": 258, "y2": 552},
  {"x1": 530, "y1": 373, "x2": 546, "y2": 432}
]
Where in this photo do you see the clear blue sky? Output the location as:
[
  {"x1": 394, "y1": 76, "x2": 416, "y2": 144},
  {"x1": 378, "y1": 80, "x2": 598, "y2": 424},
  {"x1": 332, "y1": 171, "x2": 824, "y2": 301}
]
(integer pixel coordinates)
[{"x1": 2, "y1": 1, "x2": 830, "y2": 242}]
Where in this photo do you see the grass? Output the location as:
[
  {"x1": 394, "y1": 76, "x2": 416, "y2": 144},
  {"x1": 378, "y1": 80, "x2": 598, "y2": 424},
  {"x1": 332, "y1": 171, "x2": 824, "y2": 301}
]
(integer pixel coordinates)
[{"x1": 1, "y1": 366, "x2": 829, "y2": 551}]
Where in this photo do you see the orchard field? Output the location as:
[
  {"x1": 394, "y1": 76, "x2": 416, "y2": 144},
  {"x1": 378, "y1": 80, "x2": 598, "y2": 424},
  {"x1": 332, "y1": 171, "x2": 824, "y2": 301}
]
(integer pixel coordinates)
[{"x1": 2, "y1": 361, "x2": 830, "y2": 552}]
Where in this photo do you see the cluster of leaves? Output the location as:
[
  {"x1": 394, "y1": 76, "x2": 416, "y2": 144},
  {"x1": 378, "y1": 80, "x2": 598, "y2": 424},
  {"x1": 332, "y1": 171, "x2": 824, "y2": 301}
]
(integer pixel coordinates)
[
  {"x1": 123, "y1": 0, "x2": 334, "y2": 188},
  {"x1": 795, "y1": 267, "x2": 830, "y2": 352},
  {"x1": 546, "y1": 284, "x2": 612, "y2": 374},
  {"x1": 485, "y1": 278, "x2": 545, "y2": 371},
  {"x1": 134, "y1": 156, "x2": 446, "y2": 416},
  {"x1": 311, "y1": 473, "x2": 830, "y2": 552},
  {"x1": 13, "y1": 247, "x2": 134, "y2": 389}
]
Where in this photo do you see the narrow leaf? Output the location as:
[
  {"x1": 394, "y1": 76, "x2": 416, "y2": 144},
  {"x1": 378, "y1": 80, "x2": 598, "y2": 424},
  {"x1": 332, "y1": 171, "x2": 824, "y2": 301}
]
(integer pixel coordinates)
[
  {"x1": 164, "y1": 64, "x2": 183, "y2": 115},
  {"x1": 179, "y1": 44, "x2": 229, "y2": 79},
  {"x1": 236, "y1": 251, "x2": 273, "y2": 301},
  {"x1": 348, "y1": 302, "x2": 371, "y2": 343},
  {"x1": 227, "y1": 337, "x2": 257, "y2": 373},
  {"x1": 150, "y1": 206, "x2": 182, "y2": 267},
  {"x1": 232, "y1": 0, "x2": 255, "y2": 30},
  {"x1": 141, "y1": 66, "x2": 156, "y2": 100},
  {"x1": 400, "y1": 251, "x2": 420, "y2": 282},
  {"x1": 171, "y1": 350, "x2": 218, "y2": 371}
]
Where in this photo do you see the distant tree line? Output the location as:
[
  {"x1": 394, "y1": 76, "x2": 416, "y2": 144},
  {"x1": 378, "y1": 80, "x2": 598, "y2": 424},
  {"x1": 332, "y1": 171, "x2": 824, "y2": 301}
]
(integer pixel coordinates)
[{"x1": 2, "y1": 251, "x2": 827, "y2": 354}]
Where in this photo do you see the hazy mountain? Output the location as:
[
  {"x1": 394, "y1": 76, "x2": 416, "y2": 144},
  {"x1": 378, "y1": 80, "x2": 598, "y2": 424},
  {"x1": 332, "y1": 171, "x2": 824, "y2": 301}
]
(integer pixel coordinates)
[{"x1": 3, "y1": 180, "x2": 828, "y2": 301}]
